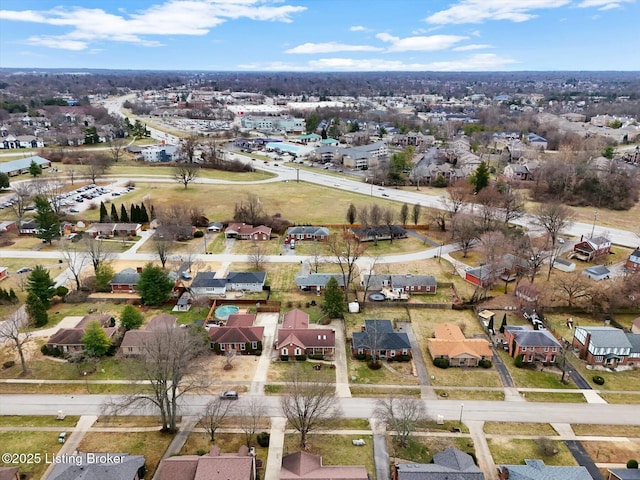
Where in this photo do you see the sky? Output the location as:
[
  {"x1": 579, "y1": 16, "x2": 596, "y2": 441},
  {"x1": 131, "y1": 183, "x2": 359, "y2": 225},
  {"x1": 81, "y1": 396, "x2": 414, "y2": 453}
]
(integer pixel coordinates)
[{"x1": 0, "y1": 0, "x2": 639, "y2": 72}]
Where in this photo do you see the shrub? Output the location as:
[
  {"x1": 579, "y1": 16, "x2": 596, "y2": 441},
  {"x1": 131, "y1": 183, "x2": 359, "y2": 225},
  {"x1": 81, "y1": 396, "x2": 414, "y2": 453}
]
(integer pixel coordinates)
[
  {"x1": 308, "y1": 354, "x2": 324, "y2": 361},
  {"x1": 395, "y1": 355, "x2": 411, "y2": 362},
  {"x1": 3, "y1": 360, "x2": 15, "y2": 369},
  {"x1": 367, "y1": 360, "x2": 382, "y2": 370},
  {"x1": 255, "y1": 350, "x2": 262, "y2": 356},
  {"x1": 514, "y1": 354, "x2": 525, "y2": 368},
  {"x1": 479, "y1": 359, "x2": 492, "y2": 369},
  {"x1": 355, "y1": 353, "x2": 367, "y2": 361},
  {"x1": 592, "y1": 375, "x2": 605, "y2": 385},
  {"x1": 193, "y1": 230, "x2": 204, "y2": 238},
  {"x1": 196, "y1": 449, "x2": 207, "y2": 456},
  {"x1": 295, "y1": 355, "x2": 307, "y2": 361},
  {"x1": 257, "y1": 431, "x2": 270, "y2": 447},
  {"x1": 627, "y1": 459, "x2": 638, "y2": 469},
  {"x1": 40, "y1": 344, "x2": 50, "y2": 355},
  {"x1": 280, "y1": 355, "x2": 289, "y2": 362},
  {"x1": 433, "y1": 357, "x2": 450, "y2": 369}
]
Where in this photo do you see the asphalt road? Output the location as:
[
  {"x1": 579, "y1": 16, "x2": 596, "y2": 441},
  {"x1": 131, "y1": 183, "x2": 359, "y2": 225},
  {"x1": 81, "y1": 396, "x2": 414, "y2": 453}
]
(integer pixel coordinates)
[{"x1": 565, "y1": 440, "x2": 605, "y2": 480}]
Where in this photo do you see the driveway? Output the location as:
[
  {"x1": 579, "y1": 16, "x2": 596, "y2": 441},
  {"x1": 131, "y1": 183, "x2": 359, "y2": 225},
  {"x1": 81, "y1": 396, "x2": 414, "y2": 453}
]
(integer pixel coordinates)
[
  {"x1": 491, "y1": 346, "x2": 514, "y2": 388},
  {"x1": 564, "y1": 359, "x2": 592, "y2": 390},
  {"x1": 565, "y1": 440, "x2": 604, "y2": 480},
  {"x1": 370, "y1": 419, "x2": 390, "y2": 480},
  {"x1": 397, "y1": 322, "x2": 430, "y2": 386},
  {"x1": 332, "y1": 320, "x2": 351, "y2": 397}
]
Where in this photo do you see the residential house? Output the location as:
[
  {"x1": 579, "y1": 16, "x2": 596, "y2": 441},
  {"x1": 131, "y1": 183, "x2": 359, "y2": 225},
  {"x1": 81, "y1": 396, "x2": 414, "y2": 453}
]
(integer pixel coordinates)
[
  {"x1": 572, "y1": 236, "x2": 611, "y2": 262},
  {"x1": 173, "y1": 292, "x2": 192, "y2": 312},
  {"x1": 86, "y1": 223, "x2": 142, "y2": 238},
  {"x1": 632, "y1": 317, "x2": 640, "y2": 335},
  {"x1": 515, "y1": 281, "x2": 540, "y2": 304},
  {"x1": 365, "y1": 274, "x2": 437, "y2": 294},
  {"x1": 286, "y1": 226, "x2": 330, "y2": 242},
  {"x1": 120, "y1": 314, "x2": 177, "y2": 356},
  {"x1": 0, "y1": 467, "x2": 19, "y2": 480},
  {"x1": 190, "y1": 272, "x2": 227, "y2": 296},
  {"x1": 553, "y1": 258, "x2": 576, "y2": 273},
  {"x1": 572, "y1": 326, "x2": 640, "y2": 368},
  {"x1": 497, "y1": 459, "x2": 593, "y2": 480},
  {"x1": 0, "y1": 267, "x2": 7, "y2": 281},
  {"x1": 395, "y1": 447, "x2": 484, "y2": 480},
  {"x1": 0, "y1": 155, "x2": 51, "y2": 177},
  {"x1": 280, "y1": 451, "x2": 368, "y2": 480},
  {"x1": 46, "y1": 317, "x2": 117, "y2": 355},
  {"x1": 625, "y1": 248, "x2": 640, "y2": 272},
  {"x1": 276, "y1": 309, "x2": 336, "y2": 359},
  {"x1": 0, "y1": 220, "x2": 17, "y2": 234},
  {"x1": 47, "y1": 452, "x2": 146, "y2": 480},
  {"x1": 608, "y1": 468, "x2": 640, "y2": 480},
  {"x1": 526, "y1": 133, "x2": 548, "y2": 150},
  {"x1": 110, "y1": 268, "x2": 141, "y2": 293},
  {"x1": 207, "y1": 221, "x2": 223, "y2": 232},
  {"x1": 504, "y1": 163, "x2": 532, "y2": 181},
  {"x1": 226, "y1": 271, "x2": 266, "y2": 292},
  {"x1": 351, "y1": 225, "x2": 407, "y2": 243},
  {"x1": 19, "y1": 220, "x2": 40, "y2": 235},
  {"x1": 464, "y1": 254, "x2": 528, "y2": 288},
  {"x1": 225, "y1": 223, "x2": 272, "y2": 241},
  {"x1": 295, "y1": 273, "x2": 346, "y2": 292},
  {"x1": 428, "y1": 323, "x2": 493, "y2": 367},
  {"x1": 209, "y1": 313, "x2": 263, "y2": 354},
  {"x1": 583, "y1": 265, "x2": 611, "y2": 281},
  {"x1": 351, "y1": 319, "x2": 411, "y2": 359},
  {"x1": 503, "y1": 325, "x2": 561, "y2": 364},
  {"x1": 156, "y1": 445, "x2": 256, "y2": 480}
]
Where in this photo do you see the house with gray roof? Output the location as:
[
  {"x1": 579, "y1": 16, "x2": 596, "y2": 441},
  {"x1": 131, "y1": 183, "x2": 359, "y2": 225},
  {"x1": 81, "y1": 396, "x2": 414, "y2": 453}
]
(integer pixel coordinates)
[
  {"x1": 190, "y1": 271, "x2": 266, "y2": 296},
  {"x1": 351, "y1": 319, "x2": 411, "y2": 359},
  {"x1": 573, "y1": 326, "x2": 640, "y2": 368},
  {"x1": 396, "y1": 447, "x2": 484, "y2": 480},
  {"x1": 504, "y1": 325, "x2": 561, "y2": 364},
  {"x1": 497, "y1": 459, "x2": 593, "y2": 480},
  {"x1": 365, "y1": 274, "x2": 437, "y2": 294},
  {"x1": 110, "y1": 268, "x2": 141, "y2": 293},
  {"x1": 48, "y1": 452, "x2": 145, "y2": 480},
  {"x1": 0, "y1": 155, "x2": 51, "y2": 176},
  {"x1": 583, "y1": 265, "x2": 611, "y2": 281},
  {"x1": 608, "y1": 468, "x2": 640, "y2": 480},
  {"x1": 295, "y1": 273, "x2": 346, "y2": 293},
  {"x1": 286, "y1": 226, "x2": 330, "y2": 242}
]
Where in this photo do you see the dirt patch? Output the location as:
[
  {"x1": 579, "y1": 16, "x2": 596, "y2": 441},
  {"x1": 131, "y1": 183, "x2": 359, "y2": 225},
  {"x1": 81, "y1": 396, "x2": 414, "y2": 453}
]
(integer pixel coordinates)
[
  {"x1": 582, "y1": 440, "x2": 640, "y2": 464},
  {"x1": 198, "y1": 351, "x2": 258, "y2": 387}
]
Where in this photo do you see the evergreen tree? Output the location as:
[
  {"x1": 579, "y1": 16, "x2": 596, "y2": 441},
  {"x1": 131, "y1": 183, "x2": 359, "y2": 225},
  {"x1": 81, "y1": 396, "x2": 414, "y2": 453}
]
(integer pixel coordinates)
[
  {"x1": 321, "y1": 277, "x2": 345, "y2": 319},
  {"x1": 29, "y1": 160, "x2": 43, "y2": 178},
  {"x1": 99, "y1": 202, "x2": 109, "y2": 222},
  {"x1": 130, "y1": 203, "x2": 137, "y2": 222},
  {"x1": 141, "y1": 204, "x2": 149, "y2": 223},
  {"x1": 95, "y1": 263, "x2": 115, "y2": 292},
  {"x1": 470, "y1": 161, "x2": 490, "y2": 193},
  {"x1": 136, "y1": 263, "x2": 174, "y2": 306},
  {"x1": 26, "y1": 292, "x2": 48, "y2": 327},
  {"x1": 346, "y1": 203, "x2": 357, "y2": 225},
  {"x1": 110, "y1": 203, "x2": 119, "y2": 222},
  {"x1": 120, "y1": 204, "x2": 129, "y2": 222},
  {"x1": 9, "y1": 288, "x2": 17, "y2": 302},
  {"x1": 26, "y1": 265, "x2": 56, "y2": 309},
  {"x1": 34, "y1": 195, "x2": 60, "y2": 244},
  {"x1": 82, "y1": 320, "x2": 111, "y2": 357},
  {"x1": 0, "y1": 172, "x2": 9, "y2": 190},
  {"x1": 120, "y1": 304, "x2": 144, "y2": 330}
]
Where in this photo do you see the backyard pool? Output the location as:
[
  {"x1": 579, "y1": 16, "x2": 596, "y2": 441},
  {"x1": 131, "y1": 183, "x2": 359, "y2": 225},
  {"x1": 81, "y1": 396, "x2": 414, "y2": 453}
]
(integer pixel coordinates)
[{"x1": 214, "y1": 305, "x2": 240, "y2": 320}]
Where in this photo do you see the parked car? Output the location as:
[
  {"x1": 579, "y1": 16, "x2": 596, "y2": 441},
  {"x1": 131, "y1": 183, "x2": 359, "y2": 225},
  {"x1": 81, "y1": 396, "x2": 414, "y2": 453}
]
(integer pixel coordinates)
[
  {"x1": 16, "y1": 267, "x2": 33, "y2": 274},
  {"x1": 219, "y1": 390, "x2": 239, "y2": 400}
]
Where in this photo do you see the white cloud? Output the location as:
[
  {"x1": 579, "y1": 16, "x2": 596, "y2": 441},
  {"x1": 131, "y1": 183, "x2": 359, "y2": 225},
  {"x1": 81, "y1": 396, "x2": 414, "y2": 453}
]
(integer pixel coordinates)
[
  {"x1": 0, "y1": 0, "x2": 307, "y2": 50},
  {"x1": 239, "y1": 53, "x2": 517, "y2": 71},
  {"x1": 349, "y1": 25, "x2": 368, "y2": 32},
  {"x1": 577, "y1": 0, "x2": 634, "y2": 7},
  {"x1": 425, "y1": 0, "x2": 572, "y2": 24},
  {"x1": 285, "y1": 42, "x2": 382, "y2": 54},
  {"x1": 376, "y1": 32, "x2": 468, "y2": 52},
  {"x1": 453, "y1": 44, "x2": 492, "y2": 51}
]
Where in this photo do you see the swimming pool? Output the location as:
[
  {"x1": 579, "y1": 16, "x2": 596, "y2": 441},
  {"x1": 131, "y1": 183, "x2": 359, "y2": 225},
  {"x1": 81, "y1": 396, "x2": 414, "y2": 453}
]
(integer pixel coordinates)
[{"x1": 214, "y1": 305, "x2": 240, "y2": 320}]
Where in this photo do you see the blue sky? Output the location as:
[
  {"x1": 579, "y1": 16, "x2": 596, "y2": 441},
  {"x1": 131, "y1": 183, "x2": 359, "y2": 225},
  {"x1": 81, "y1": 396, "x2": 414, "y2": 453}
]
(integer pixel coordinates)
[{"x1": 1, "y1": 0, "x2": 638, "y2": 71}]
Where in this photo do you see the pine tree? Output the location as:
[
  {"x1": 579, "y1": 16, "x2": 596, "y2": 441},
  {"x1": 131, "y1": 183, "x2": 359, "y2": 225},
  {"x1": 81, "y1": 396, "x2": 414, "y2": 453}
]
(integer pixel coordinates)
[
  {"x1": 110, "y1": 204, "x2": 119, "y2": 222},
  {"x1": 141, "y1": 204, "x2": 149, "y2": 223},
  {"x1": 470, "y1": 161, "x2": 490, "y2": 193},
  {"x1": 120, "y1": 204, "x2": 129, "y2": 222},
  {"x1": 26, "y1": 265, "x2": 56, "y2": 309},
  {"x1": 130, "y1": 203, "x2": 137, "y2": 222},
  {"x1": 99, "y1": 202, "x2": 109, "y2": 223},
  {"x1": 26, "y1": 292, "x2": 48, "y2": 327},
  {"x1": 321, "y1": 277, "x2": 345, "y2": 319}
]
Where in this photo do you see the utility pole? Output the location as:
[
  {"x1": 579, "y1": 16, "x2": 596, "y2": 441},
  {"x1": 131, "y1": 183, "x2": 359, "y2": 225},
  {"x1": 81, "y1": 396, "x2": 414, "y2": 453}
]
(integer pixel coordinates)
[{"x1": 590, "y1": 210, "x2": 598, "y2": 239}]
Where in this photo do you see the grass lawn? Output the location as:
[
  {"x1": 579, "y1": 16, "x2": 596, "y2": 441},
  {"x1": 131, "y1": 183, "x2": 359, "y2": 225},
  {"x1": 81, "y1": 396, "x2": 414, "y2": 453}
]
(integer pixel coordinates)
[
  {"x1": 204, "y1": 232, "x2": 226, "y2": 254},
  {"x1": 180, "y1": 432, "x2": 269, "y2": 472},
  {"x1": 496, "y1": 350, "x2": 576, "y2": 389},
  {"x1": 232, "y1": 238, "x2": 283, "y2": 255},
  {"x1": 284, "y1": 433, "x2": 375, "y2": 477},
  {"x1": 347, "y1": 351, "x2": 419, "y2": 386},
  {"x1": 0, "y1": 383, "x2": 153, "y2": 394},
  {"x1": 581, "y1": 440, "x2": 640, "y2": 464},
  {"x1": 96, "y1": 416, "x2": 169, "y2": 427},
  {"x1": 487, "y1": 438, "x2": 577, "y2": 466},
  {"x1": 484, "y1": 422, "x2": 557, "y2": 436},
  {"x1": 0, "y1": 431, "x2": 63, "y2": 479},
  {"x1": 522, "y1": 391, "x2": 587, "y2": 403},
  {"x1": 78, "y1": 431, "x2": 173, "y2": 478},
  {"x1": 350, "y1": 386, "x2": 421, "y2": 397},
  {"x1": 108, "y1": 164, "x2": 276, "y2": 181},
  {"x1": 434, "y1": 389, "x2": 505, "y2": 401},
  {"x1": 599, "y1": 393, "x2": 640, "y2": 404},
  {"x1": 0, "y1": 415, "x2": 80, "y2": 427},
  {"x1": 268, "y1": 359, "x2": 336, "y2": 382},
  {"x1": 568, "y1": 356, "x2": 640, "y2": 391},
  {"x1": 388, "y1": 436, "x2": 475, "y2": 464},
  {"x1": 571, "y1": 424, "x2": 640, "y2": 437}
]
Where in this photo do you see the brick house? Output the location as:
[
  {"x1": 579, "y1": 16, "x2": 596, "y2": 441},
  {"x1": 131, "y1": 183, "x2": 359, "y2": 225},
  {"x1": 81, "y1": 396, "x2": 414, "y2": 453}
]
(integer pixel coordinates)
[
  {"x1": 120, "y1": 314, "x2": 177, "y2": 357},
  {"x1": 209, "y1": 314, "x2": 264, "y2": 354},
  {"x1": 365, "y1": 274, "x2": 437, "y2": 294},
  {"x1": 47, "y1": 315, "x2": 117, "y2": 355},
  {"x1": 396, "y1": 448, "x2": 483, "y2": 480},
  {"x1": 428, "y1": 323, "x2": 492, "y2": 367},
  {"x1": 351, "y1": 320, "x2": 411, "y2": 359},
  {"x1": 350, "y1": 225, "x2": 407, "y2": 243},
  {"x1": 572, "y1": 326, "x2": 640, "y2": 368},
  {"x1": 503, "y1": 325, "x2": 561, "y2": 364},
  {"x1": 0, "y1": 267, "x2": 8, "y2": 281},
  {"x1": 225, "y1": 223, "x2": 271, "y2": 241},
  {"x1": 86, "y1": 223, "x2": 142, "y2": 238},
  {"x1": 109, "y1": 268, "x2": 141, "y2": 293},
  {"x1": 285, "y1": 226, "x2": 329, "y2": 242},
  {"x1": 572, "y1": 236, "x2": 611, "y2": 262},
  {"x1": 625, "y1": 248, "x2": 640, "y2": 272},
  {"x1": 276, "y1": 309, "x2": 335, "y2": 359},
  {"x1": 156, "y1": 446, "x2": 255, "y2": 480}
]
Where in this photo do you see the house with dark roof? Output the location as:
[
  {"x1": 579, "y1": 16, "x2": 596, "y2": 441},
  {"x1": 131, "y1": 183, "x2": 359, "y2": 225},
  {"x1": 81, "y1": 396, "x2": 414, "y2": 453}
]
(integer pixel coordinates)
[
  {"x1": 395, "y1": 447, "x2": 484, "y2": 480},
  {"x1": 280, "y1": 451, "x2": 368, "y2": 480},
  {"x1": 47, "y1": 452, "x2": 145, "y2": 480},
  {"x1": 110, "y1": 268, "x2": 141, "y2": 293},
  {"x1": 225, "y1": 223, "x2": 272, "y2": 241},
  {"x1": 497, "y1": 459, "x2": 593, "y2": 480},
  {"x1": 504, "y1": 163, "x2": 532, "y2": 181},
  {"x1": 351, "y1": 225, "x2": 407, "y2": 243},
  {"x1": 46, "y1": 316, "x2": 117, "y2": 355},
  {"x1": 608, "y1": 468, "x2": 640, "y2": 480},
  {"x1": 428, "y1": 323, "x2": 493, "y2": 367},
  {"x1": 276, "y1": 309, "x2": 336, "y2": 359},
  {"x1": 572, "y1": 326, "x2": 640, "y2": 368},
  {"x1": 209, "y1": 313, "x2": 264, "y2": 354},
  {"x1": 351, "y1": 320, "x2": 411, "y2": 359},
  {"x1": 19, "y1": 220, "x2": 40, "y2": 235},
  {"x1": 295, "y1": 273, "x2": 346, "y2": 293},
  {"x1": 190, "y1": 272, "x2": 226, "y2": 296},
  {"x1": 572, "y1": 236, "x2": 611, "y2": 262},
  {"x1": 86, "y1": 222, "x2": 142, "y2": 238},
  {"x1": 156, "y1": 445, "x2": 255, "y2": 480},
  {"x1": 286, "y1": 226, "x2": 330, "y2": 242},
  {"x1": 365, "y1": 274, "x2": 437, "y2": 294},
  {"x1": 626, "y1": 248, "x2": 640, "y2": 272},
  {"x1": 503, "y1": 325, "x2": 561, "y2": 364},
  {"x1": 120, "y1": 314, "x2": 177, "y2": 356},
  {"x1": 226, "y1": 271, "x2": 266, "y2": 292}
]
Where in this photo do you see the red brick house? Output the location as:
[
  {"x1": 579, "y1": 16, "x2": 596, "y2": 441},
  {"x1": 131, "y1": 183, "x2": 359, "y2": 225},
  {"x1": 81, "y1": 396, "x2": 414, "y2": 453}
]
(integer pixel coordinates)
[
  {"x1": 285, "y1": 226, "x2": 329, "y2": 242},
  {"x1": 625, "y1": 248, "x2": 640, "y2": 272},
  {"x1": 572, "y1": 236, "x2": 611, "y2": 262},
  {"x1": 209, "y1": 314, "x2": 264, "y2": 354},
  {"x1": 120, "y1": 314, "x2": 178, "y2": 357},
  {"x1": 276, "y1": 309, "x2": 336, "y2": 359},
  {"x1": 503, "y1": 325, "x2": 560, "y2": 364},
  {"x1": 225, "y1": 223, "x2": 271, "y2": 241},
  {"x1": 47, "y1": 316, "x2": 117, "y2": 355},
  {"x1": 109, "y1": 268, "x2": 141, "y2": 293},
  {"x1": 86, "y1": 222, "x2": 142, "y2": 238},
  {"x1": 572, "y1": 326, "x2": 640, "y2": 368},
  {"x1": 0, "y1": 267, "x2": 8, "y2": 281},
  {"x1": 156, "y1": 445, "x2": 255, "y2": 480}
]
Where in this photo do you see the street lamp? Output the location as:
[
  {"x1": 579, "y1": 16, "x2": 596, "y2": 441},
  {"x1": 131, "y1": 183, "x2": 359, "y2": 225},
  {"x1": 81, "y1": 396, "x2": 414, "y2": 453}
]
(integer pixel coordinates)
[
  {"x1": 438, "y1": 242, "x2": 444, "y2": 263},
  {"x1": 459, "y1": 403, "x2": 464, "y2": 424}
]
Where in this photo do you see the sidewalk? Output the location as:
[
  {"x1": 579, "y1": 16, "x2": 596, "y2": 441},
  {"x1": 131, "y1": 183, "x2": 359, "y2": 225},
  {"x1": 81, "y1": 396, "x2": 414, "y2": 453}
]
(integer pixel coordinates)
[
  {"x1": 152, "y1": 416, "x2": 198, "y2": 480},
  {"x1": 264, "y1": 417, "x2": 286, "y2": 480},
  {"x1": 466, "y1": 420, "x2": 497, "y2": 480},
  {"x1": 42, "y1": 415, "x2": 97, "y2": 480}
]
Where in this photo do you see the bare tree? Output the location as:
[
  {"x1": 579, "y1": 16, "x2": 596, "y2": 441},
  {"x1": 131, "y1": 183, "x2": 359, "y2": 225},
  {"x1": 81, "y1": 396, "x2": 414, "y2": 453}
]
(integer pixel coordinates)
[
  {"x1": 382, "y1": 208, "x2": 396, "y2": 244},
  {"x1": 84, "y1": 154, "x2": 112, "y2": 184},
  {"x1": 499, "y1": 185, "x2": 525, "y2": 224},
  {"x1": 179, "y1": 135, "x2": 199, "y2": 163},
  {"x1": 108, "y1": 137, "x2": 126, "y2": 163},
  {"x1": 450, "y1": 213, "x2": 479, "y2": 258},
  {"x1": 234, "y1": 193, "x2": 264, "y2": 225},
  {"x1": 357, "y1": 205, "x2": 370, "y2": 227},
  {"x1": 430, "y1": 208, "x2": 448, "y2": 232},
  {"x1": 108, "y1": 325, "x2": 209, "y2": 433},
  {"x1": 152, "y1": 235, "x2": 173, "y2": 269},
  {"x1": 83, "y1": 236, "x2": 113, "y2": 275},
  {"x1": 198, "y1": 397, "x2": 236, "y2": 442},
  {"x1": 411, "y1": 203, "x2": 421, "y2": 225},
  {"x1": 238, "y1": 397, "x2": 267, "y2": 447},
  {"x1": 309, "y1": 241, "x2": 324, "y2": 274},
  {"x1": 60, "y1": 240, "x2": 89, "y2": 291},
  {"x1": 399, "y1": 203, "x2": 409, "y2": 226},
  {"x1": 33, "y1": 178, "x2": 66, "y2": 216},
  {"x1": 553, "y1": 273, "x2": 594, "y2": 308},
  {"x1": 249, "y1": 240, "x2": 266, "y2": 270},
  {"x1": 173, "y1": 163, "x2": 200, "y2": 189},
  {"x1": 280, "y1": 364, "x2": 341, "y2": 449},
  {"x1": 359, "y1": 254, "x2": 381, "y2": 305},
  {"x1": 534, "y1": 202, "x2": 573, "y2": 279},
  {"x1": 9, "y1": 182, "x2": 32, "y2": 225},
  {"x1": 0, "y1": 309, "x2": 32, "y2": 375},
  {"x1": 374, "y1": 396, "x2": 426, "y2": 448},
  {"x1": 445, "y1": 180, "x2": 472, "y2": 217},
  {"x1": 475, "y1": 186, "x2": 501, "y2": 231},
  {"x1": 326, "y1": 233, "x2": 367, "y2": 301},
  {"x1": 369, "y1": 204, "x2": 382, "y2": 227}
]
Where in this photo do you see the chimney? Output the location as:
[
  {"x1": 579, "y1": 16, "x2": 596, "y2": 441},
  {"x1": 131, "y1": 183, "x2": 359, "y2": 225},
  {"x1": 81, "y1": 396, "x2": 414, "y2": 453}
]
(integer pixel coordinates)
[{"x1": 136, "y1": 267, "x2": 142, "y2": 273}]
